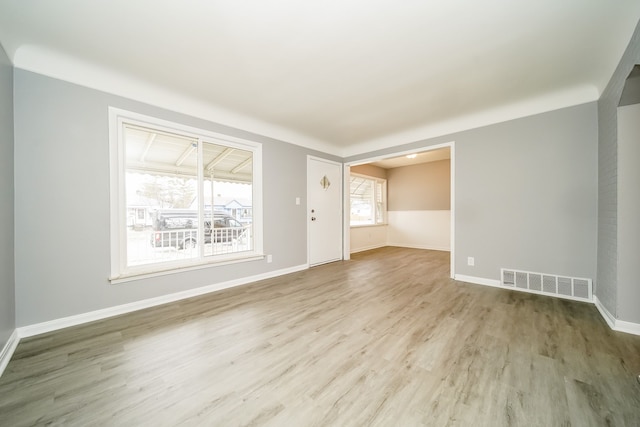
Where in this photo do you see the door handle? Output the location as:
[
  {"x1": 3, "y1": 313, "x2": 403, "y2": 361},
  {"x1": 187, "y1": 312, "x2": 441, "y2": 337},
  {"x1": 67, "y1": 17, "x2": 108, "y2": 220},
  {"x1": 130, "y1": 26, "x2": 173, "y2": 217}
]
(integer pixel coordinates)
[{"x1": 311, "y1": 217, "x2": 316, "y2": 221}]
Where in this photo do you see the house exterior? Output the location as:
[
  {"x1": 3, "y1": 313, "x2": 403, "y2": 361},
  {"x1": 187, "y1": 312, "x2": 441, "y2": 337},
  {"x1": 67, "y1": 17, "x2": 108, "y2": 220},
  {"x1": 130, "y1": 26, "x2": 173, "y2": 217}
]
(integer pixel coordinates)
[
  {"x1": 126, "y1": 193, "x2": 160, "y2": 229},
  {"x1": 195, "y1": 196, "x2": 253, "y2": 225},
  {"x1": 215, "y1": 198, "x2": 252, "y2": 225}
]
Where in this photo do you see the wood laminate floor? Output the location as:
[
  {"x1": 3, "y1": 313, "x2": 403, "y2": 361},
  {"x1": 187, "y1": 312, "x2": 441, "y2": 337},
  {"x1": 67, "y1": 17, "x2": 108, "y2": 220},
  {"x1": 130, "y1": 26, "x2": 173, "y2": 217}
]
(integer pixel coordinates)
[{"x1": 1, "y1": 247, "x2": 639, "y2": 426}]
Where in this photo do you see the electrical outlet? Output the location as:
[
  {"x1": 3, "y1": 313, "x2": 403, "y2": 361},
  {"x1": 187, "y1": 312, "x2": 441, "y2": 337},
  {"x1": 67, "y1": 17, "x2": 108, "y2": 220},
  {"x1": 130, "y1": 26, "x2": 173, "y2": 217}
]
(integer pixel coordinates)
[
  {"x1": 467, "y1": 257, "x2": 475, "y2": 266},
  {"x1": 267, "y1": 254, "x2": 273, "y2": 263}
]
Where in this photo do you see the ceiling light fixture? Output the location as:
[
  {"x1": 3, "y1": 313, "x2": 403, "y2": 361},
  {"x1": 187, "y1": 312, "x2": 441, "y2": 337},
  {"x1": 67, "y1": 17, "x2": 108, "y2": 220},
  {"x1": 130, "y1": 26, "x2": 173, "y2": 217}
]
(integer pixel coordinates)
[{"x1": 406, "y1": 154, "x2": 417, "y2": 159}]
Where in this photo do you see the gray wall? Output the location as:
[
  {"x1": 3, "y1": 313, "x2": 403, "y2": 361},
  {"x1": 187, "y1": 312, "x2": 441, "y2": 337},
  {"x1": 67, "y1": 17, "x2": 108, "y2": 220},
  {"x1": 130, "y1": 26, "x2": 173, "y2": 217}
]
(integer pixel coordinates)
[
  {"x1": 346, "y1": 102, "x2": 598, "y2": 282},
  {"x1": 0, "y1": 45, "x2": 15, "y2": 347},
  {"x1": 13, "y1": 70, "x2": 337, "y2": 327},
  {"x1": 387, "y1": 160, "x2": 450, "y2": 211},
  {"x1": 597, "y1": 20, "x2": 640, "y2": 319},
  {"x1": 617, "y1": 103, "x2": 640, "y2": 324}
]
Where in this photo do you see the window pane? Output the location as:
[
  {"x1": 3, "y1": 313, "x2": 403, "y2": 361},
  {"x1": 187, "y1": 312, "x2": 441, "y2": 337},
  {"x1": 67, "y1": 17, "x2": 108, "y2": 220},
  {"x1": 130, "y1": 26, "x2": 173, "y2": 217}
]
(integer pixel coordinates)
[
  {"x1": 375, "y1": 181, "x2": 384, "y2": 224},
  {"x1": 350, "y1": 174, "x2": 387, "y2": 226},
  {"x1": 110, "y1": 108, "x2": 263, "y2": 279},
  {"x1": 124, "y1": 125, "x2": 199, "y2": 266},
  {"x1": 202, "y1": 141, "x2": 253, "y2": 257},
  {"x1": 350, "y1": 176, "x2": 375, "y2": 225}
]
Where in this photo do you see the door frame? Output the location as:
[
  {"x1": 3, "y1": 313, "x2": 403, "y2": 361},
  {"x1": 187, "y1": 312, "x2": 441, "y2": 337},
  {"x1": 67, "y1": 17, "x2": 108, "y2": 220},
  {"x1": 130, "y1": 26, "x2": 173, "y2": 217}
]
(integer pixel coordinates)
[
  {"x1": 307, "y1": 155, "x2": 344, "y2": 266},
  {"x1": 343, "y1": 141, "x2": 456, "y2": 279}
]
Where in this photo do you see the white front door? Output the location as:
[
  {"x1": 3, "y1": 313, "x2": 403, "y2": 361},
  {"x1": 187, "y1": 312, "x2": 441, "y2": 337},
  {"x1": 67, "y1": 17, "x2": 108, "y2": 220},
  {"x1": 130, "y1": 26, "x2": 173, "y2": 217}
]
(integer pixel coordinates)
[{"x1": 308, "y1": 156, "x2": 343, "y2": 266}]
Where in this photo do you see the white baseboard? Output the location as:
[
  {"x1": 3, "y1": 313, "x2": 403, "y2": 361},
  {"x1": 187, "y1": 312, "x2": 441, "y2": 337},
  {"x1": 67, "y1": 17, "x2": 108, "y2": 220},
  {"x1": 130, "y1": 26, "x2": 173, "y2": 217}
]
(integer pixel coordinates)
[
  {"x1": 18, "y1": 264, "x2": 308, "y2": 339},
  {"x1": 594, "y1": 296, "x2": 640, "y2": 336},
  {"x1": 456, "y1": 274, "x2": 595, "y2": 304},
  {"x1": 0, "y1": 329, "x2": 19, "y2": 378},
  {"x1": 614, "y1": 319, "x2": 640, "y2": 336},
  {"x1": 351, "y1": 243, "x2": 450, "y2": 254},
  {"x1": 454, "y1": 274, "x2": 501, "y2": 287},
  {"x1": 350, "y1": 243, "x2": 387, "y2": 254},
  {"x1": 387, "y1": 243, "x2": 450, "y2": 252},
  {"x1": 455, "y1": 278, "x2": 640, "y2": 337},
  {"x1": 9, "y1": 262, "x2": 640, "y2": 374},
  {"x1": 594, "y1": 296, "x2": 616, "y2": 329}
]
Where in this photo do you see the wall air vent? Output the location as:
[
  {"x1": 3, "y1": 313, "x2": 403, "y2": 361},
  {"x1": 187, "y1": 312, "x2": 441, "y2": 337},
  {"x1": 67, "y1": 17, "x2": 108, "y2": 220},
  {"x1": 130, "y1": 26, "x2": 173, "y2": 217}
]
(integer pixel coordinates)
[{"x1": 500, "y1": 268, "x2": 592, "y2": 302}]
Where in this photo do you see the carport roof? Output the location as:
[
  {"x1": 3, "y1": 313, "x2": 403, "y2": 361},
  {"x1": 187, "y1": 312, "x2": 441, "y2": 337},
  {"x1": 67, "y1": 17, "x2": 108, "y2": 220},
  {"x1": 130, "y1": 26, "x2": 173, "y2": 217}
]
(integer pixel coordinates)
[{"x1": 124, "y1": 124, "x2": 253, "y2": 184}]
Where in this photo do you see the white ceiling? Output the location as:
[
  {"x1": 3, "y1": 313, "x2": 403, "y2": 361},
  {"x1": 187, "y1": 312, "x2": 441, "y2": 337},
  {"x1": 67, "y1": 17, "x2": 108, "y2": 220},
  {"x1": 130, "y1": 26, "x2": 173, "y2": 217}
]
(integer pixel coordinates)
[
  {"x1": 1, "y1": 1, "x2": 639, "y2": 157},
  {"x1": 370, "y1": 147, "x2": 450, "y2": 169}
]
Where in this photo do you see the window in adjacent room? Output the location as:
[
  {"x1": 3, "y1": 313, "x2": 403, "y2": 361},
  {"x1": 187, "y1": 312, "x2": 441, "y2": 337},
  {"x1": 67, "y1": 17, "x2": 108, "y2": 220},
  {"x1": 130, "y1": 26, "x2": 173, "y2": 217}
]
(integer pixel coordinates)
[
  {"x1": 109, "y1": 108, "x2": 263, "y2": 280},
  {"x1": 350, "y1": 174, "x2": 387, "y2": 226}
]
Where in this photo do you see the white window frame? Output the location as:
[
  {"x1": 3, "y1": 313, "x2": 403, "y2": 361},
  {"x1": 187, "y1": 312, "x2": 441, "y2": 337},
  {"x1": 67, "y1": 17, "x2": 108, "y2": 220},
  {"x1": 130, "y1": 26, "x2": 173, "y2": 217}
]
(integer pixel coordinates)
[
  {"x1": 349, "y1": 173, "x2": 387, "y2": 227},
  {"x1": 108, "y1": 107, "x2": 263, "y2": 282}
]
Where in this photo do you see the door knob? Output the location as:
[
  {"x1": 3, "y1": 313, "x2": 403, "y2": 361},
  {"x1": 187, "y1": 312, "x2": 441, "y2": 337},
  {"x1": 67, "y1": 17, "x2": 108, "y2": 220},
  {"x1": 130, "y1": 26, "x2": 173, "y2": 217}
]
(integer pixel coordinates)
[{"x1": 311, "y1": 217, "x2": 316, "y2": 221}]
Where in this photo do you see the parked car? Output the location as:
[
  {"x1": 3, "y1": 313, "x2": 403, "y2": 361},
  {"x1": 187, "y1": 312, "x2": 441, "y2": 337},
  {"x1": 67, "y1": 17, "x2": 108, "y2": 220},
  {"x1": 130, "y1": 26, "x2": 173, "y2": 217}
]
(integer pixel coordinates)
[{"x1": 150, "y1": 210, "x2": 246, "y2": 249}]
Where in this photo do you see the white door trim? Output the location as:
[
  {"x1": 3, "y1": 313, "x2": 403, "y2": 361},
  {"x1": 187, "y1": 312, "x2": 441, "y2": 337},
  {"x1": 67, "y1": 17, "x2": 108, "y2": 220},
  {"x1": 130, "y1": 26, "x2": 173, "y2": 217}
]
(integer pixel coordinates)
[
  {"x1": 344, "y1": 141, "x2": 456, "y2": 278},
  {"x1": 343, "y1": 164, "x2": 351, "y2": 261},
  {"x1": 307, "y1": 155, "x2": 344, "y2": 266}
]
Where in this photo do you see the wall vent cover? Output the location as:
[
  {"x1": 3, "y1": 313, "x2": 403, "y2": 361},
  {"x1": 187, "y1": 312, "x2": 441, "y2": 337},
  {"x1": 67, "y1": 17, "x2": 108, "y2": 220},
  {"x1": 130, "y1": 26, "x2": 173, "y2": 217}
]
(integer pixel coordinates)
[{"x1": 500, "y1": 268, "x2": 592, "y2": 302}]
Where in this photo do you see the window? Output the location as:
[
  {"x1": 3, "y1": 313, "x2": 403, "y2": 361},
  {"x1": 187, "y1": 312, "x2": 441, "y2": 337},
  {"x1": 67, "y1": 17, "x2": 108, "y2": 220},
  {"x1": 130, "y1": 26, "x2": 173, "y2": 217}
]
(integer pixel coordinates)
[
  {"x1": 109, "y1": 108, "x2": 263, "y2": 280},
  {"x1": 350, "y1": 173, "x2": 387, "y2": 226}
]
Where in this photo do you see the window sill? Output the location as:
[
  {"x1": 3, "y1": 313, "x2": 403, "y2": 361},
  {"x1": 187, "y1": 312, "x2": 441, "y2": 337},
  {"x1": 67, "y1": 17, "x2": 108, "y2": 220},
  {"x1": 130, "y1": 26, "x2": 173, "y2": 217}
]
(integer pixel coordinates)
[
  {"x1": 350, "y1": 223, "x2": 388, "y2": 229},
  {"x1": 110, "y1": 253, "x2": 265, "y2": 284}
]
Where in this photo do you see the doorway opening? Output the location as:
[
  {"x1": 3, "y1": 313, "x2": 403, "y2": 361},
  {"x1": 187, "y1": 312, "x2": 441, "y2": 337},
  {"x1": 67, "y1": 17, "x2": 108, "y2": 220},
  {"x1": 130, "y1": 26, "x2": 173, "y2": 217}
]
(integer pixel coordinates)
[{"x1": 344, "y1": 142, "x2": 455, "y2": 278}]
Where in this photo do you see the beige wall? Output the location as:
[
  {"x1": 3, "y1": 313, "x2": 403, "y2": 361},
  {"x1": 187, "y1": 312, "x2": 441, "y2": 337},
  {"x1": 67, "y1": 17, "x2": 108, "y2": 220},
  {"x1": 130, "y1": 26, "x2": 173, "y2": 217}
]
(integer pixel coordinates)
[
  {"x1": 387, "y1": 159, "x2": 450, "y2": 211},
  {"x1": 350, "y1": 164, "x2": 387, "y2": 179}
]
